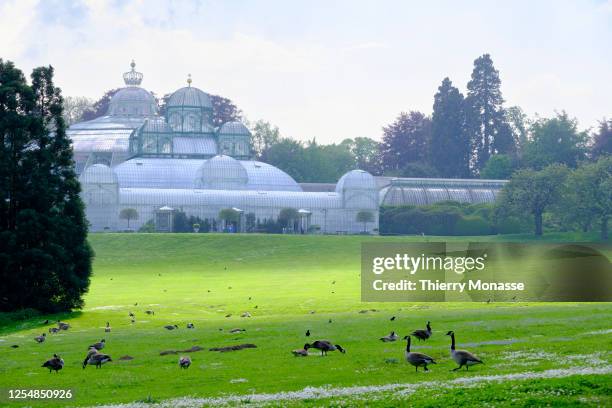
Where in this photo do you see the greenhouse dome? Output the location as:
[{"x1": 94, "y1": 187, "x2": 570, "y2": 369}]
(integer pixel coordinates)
[{"x1": 69, "y1": 62, "x2": 380, "y2": 234}]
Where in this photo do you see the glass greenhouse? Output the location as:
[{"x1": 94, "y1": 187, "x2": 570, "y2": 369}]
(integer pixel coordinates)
[
  {"x1": 379, "y1": 178, "x2": 507, "y2": 207},
  {"x1": 70, "y1": 62, "x2": 380, "y2": 233}
]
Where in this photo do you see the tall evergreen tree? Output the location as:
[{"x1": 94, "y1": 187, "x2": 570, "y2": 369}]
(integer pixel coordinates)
[
  {"x1": 465, "y1": 54, "x2": 513, "y2": 172},
  {"x1": 431, "y1": 77, "x2": 470, "y2": 178},
  {"x1": 380, "y1": 111, "x2": 431, "y2": 174},
  {"x1": 0, "y1": 60, "x2": 93, "y2": 312}
]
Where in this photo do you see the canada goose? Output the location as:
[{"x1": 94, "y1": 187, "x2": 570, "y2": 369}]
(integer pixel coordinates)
[
  {"x1": 129, "y1": 312, "x2": 135, "y2": 317},
  {"x1": 34, "y1": 333, "x2": 46, "y2": 343},
  {"x1": 49, "y1": 327, "x2": 59, "y2": 334},
  {"x1": 164, "y1": 324, "x2": 179, "y2": 330},
  {"x1": 225, "y1": 314, "x2": 232, "y2": 318},
  {"x1": 446, "y1": 331, "x2": 483, "y2": 371},
  {"x1": 390, "y1": 316, "x2": 396, "y2": 321},
  {"x1": 241, "y1": 312, "x2": 251, "y2": 318},
  {"x1": 305, "y1": 330, "x2": 310, "y2": 337},
  {"x1": 43, "y1": 319, "x2": 49, "y2": 325},
  {"x1": 83, "y1": 348, "x2": 112, "y2": 369},
  {"x1": 380, "y1": 331, "x2": 399, "y2": 342},
  {"x1": 42, "y1": 354, "x2": 64, "y2": 373},
  {"x1": 254, "y1": 305, "x2": 258, "y2": 309},
  {"x1": 145, "y1": 310, "x2": 154, "y2": 315},
  {"x1": 10, "y1": 344, "x2": 19, "y2": 348},
  {"x1": 134, "y1": 302, "x2": 138, "y2": 306},
  {"x1": 105, "y1": 322, "x2": 111, "y2": 333},
  {"x1": 328, "y1": 319, "x2": 332, "y2": 323},
  {"x1": 131, "y1": 318, "x2": 136, "y2": 324},
  {"x1": 179, "y1": 356, "x2": 191, "y2": 369},
  {"x1": 89, "y1": 339, "x2": 106, "y2": 350},
  {"x1": 292, "y1": 348, "x2": 308, "y2": 357},
  {"x1": 403, "y1": 335, "x2": 436, "y2": 372},
  {"x1": 186, "y1": 323, "x2": 195, "y2": 329},
  {"x1": 248, "y1": 296, "x2": 252, "y2": 300},
  {"x1": 304, "y1": 340, "x2": 346, "y2": 356},
  {"x1": 229, "y1": 328, "x2": 246, "y2": 334},
  {"x1": 412, "y1": 321, "x2": 432, "y2": 341},
  {"x1": 57, "y1": 321, "x2": 70, "y2": 330}
]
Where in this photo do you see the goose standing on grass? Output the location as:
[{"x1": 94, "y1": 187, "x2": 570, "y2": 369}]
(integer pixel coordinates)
[
  {"x1": 89, "y1": 339, "x2": 106, "y2": 350},
  {"x1": 304, "y1": 340, "x2": 346, "y2": 356},
  {"x1": 186, "y1": 323, "x2": 195, "y2": 329},
  {"x1": 145, "y1": 310, "x2": 154, "y2": 315},
  {"x1": 179, "y1": 356, "x2": 191, "y2": 369},
  {"x1": 403, "y1": 335, "x2": 436, "y2": 372},
  {"x1": 57, "y1": 321, "x2": 70, "y2": 330},
  {"x1": 34, "y1": 333, "x2": 46, "y2": 343},
  {"x1": 105, "y1": 322, "x2": 111, "y2": 333},
  {"x1": 42, "y1": 354, "x2": 64, "y2": 373},
  {"x1": 412, "y1": 321, "x2": 432, "y2": 341},
  {"x1": 83, "y1": 348, "x2": 112, "y2": 369},
  {"x1": 446, "y1": 331, "x2": 483, "y2": 371},
  {"x1": 380, "y1": 331, "x2": 399, "y2": 342},
  {"x1": 49, "y1": 327, "x2": 59, "y2": 334},
  {"x1": 164, "y1": 324, "x2": 179, "y2": 330}
]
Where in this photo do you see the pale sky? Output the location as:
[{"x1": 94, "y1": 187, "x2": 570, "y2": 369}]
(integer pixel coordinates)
[{"x1": 1, "y1": 0, "x2": 611, "y2": 143}]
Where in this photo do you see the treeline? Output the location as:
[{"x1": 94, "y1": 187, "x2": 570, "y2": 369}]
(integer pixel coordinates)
[{"x1": 68, "y1": 53, "x2": 610, "y2": 183}]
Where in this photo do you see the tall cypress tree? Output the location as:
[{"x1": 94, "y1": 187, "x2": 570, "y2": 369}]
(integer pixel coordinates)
[
  {"x1": 430, "y1": 77, "x2": 470, "y2": 178},
  {"x1": 465, "y1": 54, "x2": 513, "y2": 173},
  {"x1": 0, "y1": 60, "x2": 93, "y2": 312}
]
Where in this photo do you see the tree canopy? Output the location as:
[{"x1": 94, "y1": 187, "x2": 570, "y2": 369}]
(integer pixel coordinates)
[{"x1": 0, "y1": 60, "x2": 93, "y2": 312}]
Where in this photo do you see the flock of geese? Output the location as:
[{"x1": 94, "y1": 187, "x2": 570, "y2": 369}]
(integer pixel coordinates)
[
  {"x1": 294, "y1": 320, "x2": 482, "y2": 372},
  {"x1": 38, "y1": 317, "x2": 482, "y2": 375}
]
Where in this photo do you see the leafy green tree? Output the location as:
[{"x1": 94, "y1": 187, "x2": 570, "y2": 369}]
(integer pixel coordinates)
[
  {"x1": 497, "y1": 164, "x2": 569, "y2": 236},
  {"x1": 380, "y1": 111, "x2": 431, "y2": 174},
  {"x1": 119, "y1": 208, "x2": 138, "y2": 229},
  {"x1": 251, "y1": 120, "x2": 281, "y2": 158},
  {"x1": 356, "y1": 210, "x2": 375, "y2": 233},
  {"x1": 564, "y1": 157, "x2": 612, "y2": 240},
  {"x1": 465, "y1": 54, "x2": 513, "y2": 172},
  {"x1": 261, "y1": 138, "x2": 308, "y2": 181},
  {"x1": 481, "y1": 154, "x2": 514, "y2": 179},
  {"x1": 340, "y1": 137, "x2": 382, "y2": 175},
  {"x1": 431, "y1": 77, "x2": 470, "y2": 177},
  {"x1": 0, "y1": 60, "x2": 93, "y2": 312},
  {"x1": 303, "y1": 140, "x2": 355, "y2": 183},
  {"x1": 504, "y1": 106, "x2": 529, "y2": 157},
  {"x1": 522, "y1": 112, "x2": 587, "y2": 169},
  {"x1": 591, "y1": 118, "x2": 612, "y2": 159}
]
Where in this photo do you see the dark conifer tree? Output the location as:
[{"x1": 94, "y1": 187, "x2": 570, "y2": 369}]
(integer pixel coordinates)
[
  {"x1": 0, "y1": 60, "x2": 93, "y2": 312},
  {"x1": 465, "y1": 54, "x2": 513, "y2": 173},
  {"x1": 431, "y1": 77, "x2": 470, "y2": 178}
]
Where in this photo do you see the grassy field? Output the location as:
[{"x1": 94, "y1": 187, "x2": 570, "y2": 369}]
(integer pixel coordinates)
[{"x1": 0, "y1": 233, "x2": 610, "y2": 407}]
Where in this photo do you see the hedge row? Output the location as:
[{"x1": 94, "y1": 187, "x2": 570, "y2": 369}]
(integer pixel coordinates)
[{"x1": 379, "y1": 202, "x2": 531, "y2": 236}]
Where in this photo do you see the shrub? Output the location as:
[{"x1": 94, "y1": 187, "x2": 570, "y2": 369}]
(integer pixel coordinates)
[
  {"x1": 455, "y1": 216, "x2": 492, "y2": 236},
  {"x1": 138, "y1": 219, "x2": 156, "y2": 233}
]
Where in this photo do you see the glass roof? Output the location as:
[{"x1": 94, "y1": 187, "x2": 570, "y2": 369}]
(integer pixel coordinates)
[{"x1": 379, "y1": 178, "x2": 506, "y2": 206}]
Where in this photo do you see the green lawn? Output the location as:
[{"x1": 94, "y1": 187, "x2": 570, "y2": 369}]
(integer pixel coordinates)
[{"x1": 0, "y1": 233, "x2": 610, "y2": 407}]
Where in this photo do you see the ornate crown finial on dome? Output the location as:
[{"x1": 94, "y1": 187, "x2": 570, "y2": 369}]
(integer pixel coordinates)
[
  {"x1": 123, "y1": 59, "x2": 143, "y2": 86},
  {"x1": 187, "y1": 73, "x2": 192, "y2": 87}
]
